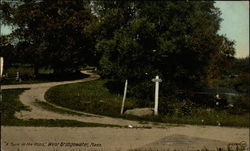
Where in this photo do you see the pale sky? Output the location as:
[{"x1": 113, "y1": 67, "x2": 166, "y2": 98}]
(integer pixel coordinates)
[
  {"x1": 1, "y1": 1, "x2": 249, "y2": 58},
  {"x1": 215, "y1": 1, "x2": 249, "y2": 58}
]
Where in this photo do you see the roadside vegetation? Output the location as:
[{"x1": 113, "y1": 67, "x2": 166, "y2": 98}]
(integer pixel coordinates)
[
  {"x1": 2, "y1": 64, "x2": 88, "y2": 85},
  {"x1": 45, "y1": 79, "x2": 249, "y2": 127}
]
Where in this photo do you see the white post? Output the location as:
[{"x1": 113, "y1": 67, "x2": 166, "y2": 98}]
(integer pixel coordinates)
[
  {"x1": 0, "y1": 57, "x2": 4, "y2": 105},
  {"x1": 121, "y1": 79, "x2": 128, "y2": 114},
  {"x1": 152, "y1": 75, "x2": 162, "y2": 115},
  {"x1": 0, "y1": 57, "x2": 3, "y2": 78}
]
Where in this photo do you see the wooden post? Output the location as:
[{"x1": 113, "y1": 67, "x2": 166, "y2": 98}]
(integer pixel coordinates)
[
  {"x1": 121, "y1": 79, "x2": 128, "y2": 114},
  {"x1": 152, "y1": 75, "x2": 162, "y2": 115}
]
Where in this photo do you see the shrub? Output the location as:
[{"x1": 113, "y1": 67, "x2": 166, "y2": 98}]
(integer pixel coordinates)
[{"x1": 231, "y1": 95, "x2": 250, "y2": 113}]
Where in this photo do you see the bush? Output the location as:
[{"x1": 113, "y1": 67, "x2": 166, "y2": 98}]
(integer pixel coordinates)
[
  {"x1": 231, "y1": 95, "x2": 250, "y2": 113},
  {"x1": 158, "y1": 96, "x2": 197, "y2": 116}
]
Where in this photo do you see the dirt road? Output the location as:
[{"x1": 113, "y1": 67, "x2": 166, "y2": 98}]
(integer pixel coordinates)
[
  {"x1": 2, "y1": 126, "x2": 249, "y2": 151},
  {"x1": 1, "y1": 71, "x2": 249, "y2": 151},
  {"x1": 2, "y1": 71, "x2": 150, "y2": 127}
]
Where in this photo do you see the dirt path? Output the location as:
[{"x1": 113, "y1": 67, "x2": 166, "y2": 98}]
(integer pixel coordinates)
[
  {"x1": 2, "y1": 71, "x2": 152, "y2": 127},
  {"x1": 2, "y1": 71, "x2": 249, "y2": 151}
]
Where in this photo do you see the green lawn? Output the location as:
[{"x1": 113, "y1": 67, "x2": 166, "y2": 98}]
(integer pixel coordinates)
[
  {"x1": 45, "y1": 79, "x2": 249, "y2": 127},
  {"x1": 0, "y1": 88, "x2": 121, "y2": 127},
  {"x1": 45, "y1": 79, "x2": 138, "y2": 117}
]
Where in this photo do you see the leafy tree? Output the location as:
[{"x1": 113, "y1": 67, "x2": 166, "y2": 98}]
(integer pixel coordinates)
[
  {"x1": 95, "y1": 1, "x2": 235, "y2": 100},
  {"x1": 0, "y1": 35, "x2": 15, "y2": 67},
  {"x1": 87, "y1": 1, "x2": 138, "y2": 68},
  {"x1": 229, "y1": 57, "x2": 249, "y2": 112},
  {"x1": 230, "y1": 57, "x2": 249, "y2": 74},
  {"x1": 204, "y1": 35, "x2": 235, "y2": 87},
  {"x1": 1, "y1": 0, "x2": 95, "y2": 74}
]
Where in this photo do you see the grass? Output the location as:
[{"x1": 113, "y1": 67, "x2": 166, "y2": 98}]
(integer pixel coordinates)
[
  {"x1": 45, "y1": 79, "x2": 139, "y2": 117},
  {"x1": 0, "y1": 88, "x2": 122, "y2": 127},
  {"x1": 161, "y1": 108, "x2": 249, "y2": 127},
  {"x1": 45, "y1": 79, "x2": 249, "y2": 127}
]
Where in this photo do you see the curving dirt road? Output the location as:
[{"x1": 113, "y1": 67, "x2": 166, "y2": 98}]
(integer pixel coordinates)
[
  {"x1": 1, "y1": 71, "x2": 249, "y2": 151},
  {"x1": 2, "y1": 71, "x2": 151, "y2": 127}
]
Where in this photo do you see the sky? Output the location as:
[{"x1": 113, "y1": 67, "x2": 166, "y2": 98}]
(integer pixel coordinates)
[
  {"x1": 214, "y1": 1, "x2": 249, "y2": 58},
  {"x1": 1, "y1": 1, "x2": 249, "y2": 58}
]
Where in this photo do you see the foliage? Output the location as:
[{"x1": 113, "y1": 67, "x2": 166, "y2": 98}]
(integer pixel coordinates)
[
  {"x1": 230, "y1": 73, "x2": 250, "y2": 111},
  {"x1": 1, "y1": 65, "x2": 88, "y2": 84},
  {"x1": 231, "y1": 95, "x2": 249, "y2": 113},
  {"x1": 1, "y1": 0, "x2": 95, "y2": 74},
  {"x1": 94, "y1": 1, "x2": 235, "y2": 99},
  {"x1": 0, "y1": 35, "x2": 15, "y2": 67},
  {"x1": 229, "y1": 57, "x2": 249, "y2": 75},
  {"x1": 207, "y1": 57, "x2": 249, "y2": 88},
  {"x1": 208, "y1": 57, "x2": 250, "y2": 112}
]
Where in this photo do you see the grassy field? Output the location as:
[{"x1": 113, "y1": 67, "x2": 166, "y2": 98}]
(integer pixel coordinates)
[
  {"x1": 0, "y1": 88, "x2": 121, "y2": 127},
  {"x1": 45, "y1": 79, "x2": 249, "y2": 127}
]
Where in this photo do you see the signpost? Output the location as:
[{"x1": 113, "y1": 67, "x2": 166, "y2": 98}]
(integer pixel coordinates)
[
  {"x1": 120, "y1": 80, "x2": 128, "y2": 114},
  {"x1": 152, "y1": 75, "x2": 162, "y2": 115},
  {"x1": 0, "y1": 57, "x2": 3, "y2": 78},
  {"x1": 0, "y1": 57, "x2": 3, "y2": 113}
]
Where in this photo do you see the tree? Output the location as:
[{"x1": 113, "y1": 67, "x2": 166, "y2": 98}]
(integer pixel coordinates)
[
  {"x1": 0, "y1": 35, "x2": 15, "y2": 67},
  {"x1": 1, "y1": 0, "x2": 95, "y2": 75},
  {"x1": 204, "y1": 35, "x2": 235, "y2": 87},
  {"x1": 95, "y1": 1, "x2": 235, "y2": 100},
  {"x1": 87, "y1": 1, "x2": 138, "y2": 68}
]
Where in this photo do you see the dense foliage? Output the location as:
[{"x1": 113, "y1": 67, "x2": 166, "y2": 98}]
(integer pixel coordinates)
[
  {"x1": 91, "y1": 1, "x2": 235, "y2": 99},
  {"x1": 1, "y1": 0, "x2": 95, "y2": 74}
]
